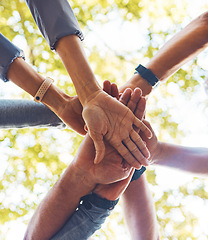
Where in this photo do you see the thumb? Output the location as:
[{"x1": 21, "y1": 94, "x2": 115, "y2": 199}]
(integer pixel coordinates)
[
  {"x1": 93, "y1": 139, "x2": 105, "y2": 164},
  {"x1": 89, "y1": 131, "x2": 105, "y2": 164}
]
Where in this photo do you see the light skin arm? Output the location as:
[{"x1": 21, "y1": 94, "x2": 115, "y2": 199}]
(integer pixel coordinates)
[
  {"x1": 122, "y1": 174, "x2": 160, "y2": 240},
  {"x1": 154, "y1": 142, "x2": 208, "y2": 176},
  {"x1": 7, "y1": 57, "x2": 86, "y2": 135},
  {"x1": 120, "y1": 11, "x2": 208, "y2": 95},
  {"x1": 139, "y1": 120, "x2": 208, "y2": 176}
]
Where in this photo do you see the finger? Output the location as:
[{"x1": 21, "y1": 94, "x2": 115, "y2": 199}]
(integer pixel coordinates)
[
  {"x1": 103, "y1": 80, "x2": 111, "y2": 95},
  {"x1": 130, "y1": 130, "x2": 150, "y2": 160},
  {"x1": 119, "y1": 88, "x2": 132, "y2": 106},
  {"x1": 123, "y1": 134, "x2": 150, "y2": 166},
  {"x1": 134, "y1": 96, "x2": 146, "y2": 120},
  {"x1": 127, "y1": 88, "x2": 142, "y2": 113},
  {"x1": 114, "y1": 143, "x2": 142, "y2": 169},
  {"x1": 89, "y1": 131, "x2": 105, "y2": 164},
  {"x1": 133, "y1": 117, "x2": 152, "y2": 139},
  {"x1": 111, "y1": 83, "x2": 120, "y2": 100}
]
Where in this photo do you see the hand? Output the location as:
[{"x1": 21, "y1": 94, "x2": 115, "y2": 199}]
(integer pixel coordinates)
[
  {"x1": 119, "y1": 82, "x2": 160, "y2": 163},
  {"x1": 72, "y1": 134, "x2": 132, "y2": 186},
  {"x1": 139, "y1": 120, "x2": 161, "y2": 164},
  {"x1": 82, "y1": 88, "x2": 152, "y2": 169},
  {"x1": 103, "y1": 80, "x2": 159, "y2": 163},
  {"x1": 93, "y1": 168, "x2": 135, "y2": 201},
  {"x1": 93, "y1": 82, "x2": 147, "y2": 200},
  {"x1": 57, "y1": 95, "x2": 86, "y2": 135}
]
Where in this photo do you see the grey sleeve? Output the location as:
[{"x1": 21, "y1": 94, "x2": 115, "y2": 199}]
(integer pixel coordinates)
[
  {"x1": 51, "y1": 203, "x2": 112, "y2": 240},
  {"x1": 25, "y1": 0, "x2": 84, "y2": 50},
  {"x1": 0, "y1": 99, "x2": 65, "y2": 129},
  {"x1": 0, "y1": 33, "x2": 25, "y2": 82}
]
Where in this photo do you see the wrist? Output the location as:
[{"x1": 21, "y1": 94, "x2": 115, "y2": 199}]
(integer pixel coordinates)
[
  {"x1": 119, "y1": 74, "x2": 152, "y2": 96},
  {"x1": 41, "y1": 84, "x2": 70, "y2": 115},
  {"x1": 60, "y1": 163, "x2": 96, "y2": 198},
  {"x1": 79, "y1": 83, "x2": 102, "y2": 107},
  {"x1": 70, "y1": 161, "x2": 97, "y2": 191},
  {"x1": 152, "y1": 141, "x2": 163, "y2": 164}
]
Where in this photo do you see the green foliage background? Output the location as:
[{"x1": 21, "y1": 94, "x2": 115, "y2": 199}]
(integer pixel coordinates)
[{"x1": 0, "y1": 0, "x2": 208, "y2": 239}]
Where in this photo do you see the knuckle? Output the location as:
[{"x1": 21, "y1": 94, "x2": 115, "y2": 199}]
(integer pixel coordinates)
[
  {"x1": 122, "y1": 151, "x2": 131, "y2": 158},
  {"x1": 130, "y1": 146, "x2": 139, "y2": 154},
  {"x1": 123, "y1": 137, "x2": 131, "y2": 144}
]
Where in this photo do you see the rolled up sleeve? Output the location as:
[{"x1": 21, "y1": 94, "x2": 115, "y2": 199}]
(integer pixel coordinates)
[
  {"x1": 0, "y1": 33, "x2": 25, "y2": 82},
  {"x1": 25, "y1": 0, "x2": 84, "y2": 50}
]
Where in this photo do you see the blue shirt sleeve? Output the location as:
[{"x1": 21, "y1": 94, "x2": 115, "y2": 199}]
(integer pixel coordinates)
[
  {"x1": 0, "y1": 33, "x2": 25, "y2": 82},
  {"x1": 50, "y1": 201, "x2": 113, "y2": 240},
  {"x1": 25, "y1": 0, "x2": 84, "y2": 50},
  {"x1": 0, "y1": 100, "x2": 65, "y2": 129}
]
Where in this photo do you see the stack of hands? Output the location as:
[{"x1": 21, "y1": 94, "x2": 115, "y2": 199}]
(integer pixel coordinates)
[{"x1": 1, "y1": 1, "x2": 208, "y2": 238}]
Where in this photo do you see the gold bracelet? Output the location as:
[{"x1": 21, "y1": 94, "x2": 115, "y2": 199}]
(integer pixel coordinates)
[{"x1": 34, "y1": 77, "x2": 54, "y2": 103}]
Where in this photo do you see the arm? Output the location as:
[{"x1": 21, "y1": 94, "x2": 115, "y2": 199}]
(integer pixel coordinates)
[
  {"x1": 50, "y1": 194, "x2": 118, "y2": 240},
  {"x1": 122, "y1": 174, "x2": 160, "y2": 240},
  {"x1": 24, "y1": 161, "x2": 96, "y2": 240},
  {"x1": 25, "y1": 0, "x2": 152, "y2": 167},
  {"x1": 0, "y1": 99, "x2": 65, "y2": 129},
  {"x1": 154, "y1": 142, "x2": 208, "y2": 176},
  {"x1": 24, "y1": 84, "x2": 146, "y2": 240},
  {"x1": 51, "y1": 85, "x2": 146, "y2": 240},
  {"x1": 120, "y1": 11, "x2": 208, "y2": 95},
  {"x1": 139, "y1": 120, "x2": 208, "y2": 176},
  {"x1": 0, "y1": 33, "x2": 85, "y2": 134},
  {"x1": 24, "y1": 133, "x2": 133, "y2": 240},
  {"x1": 7, "y1": 57, "x2": 86, "y2": 135}
]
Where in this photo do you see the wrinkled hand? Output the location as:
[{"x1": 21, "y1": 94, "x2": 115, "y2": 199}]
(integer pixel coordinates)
[{"x1": 82, "y1": 89, "x2": 152, "y2": 169}]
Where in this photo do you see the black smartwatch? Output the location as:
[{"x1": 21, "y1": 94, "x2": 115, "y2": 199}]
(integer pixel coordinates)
[
  {"x1": 135, "y1": 64, "x2": 159, "y2": 87},
  {"x1": 81, "y1": 193, "x2": 119, "y2": 210}
]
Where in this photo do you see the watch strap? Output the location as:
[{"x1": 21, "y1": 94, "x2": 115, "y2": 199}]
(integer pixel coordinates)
[
  {"x1": 131, "y1": 166, "x2": 146, "y2": 182},
  {"x1": 135, "y1": 64, "x2": 159, "y2": 87},
  {"x1": 34, "y1": 77, "x2": 54, "y2": 103}
]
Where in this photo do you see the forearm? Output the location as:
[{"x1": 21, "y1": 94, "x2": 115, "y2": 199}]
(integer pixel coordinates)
[
  {"x1": 24, "y1": 163, "x2": 96, "y2": 240},
  {"x1": 26, "y1": 0, "x2": 101, "y2": 106},
  {"x1": 7, "y1": 57, "x2": 70, "y2": 116},
  {"x1": 56, "y1": 35, "x2": 101, "y2": 105},
  {"x1": 146, "y1": 11, "x2": 208, "y2": 81},
  {"x1": 120, "y1": 12, "x2": 208, "y2": 96},
  {"x1": 154, "y1": 142, "x2": 208, "y2": 176},
  {"x1": 0, "y1": 99, "x2": 64, "y2": 129},
  {"x1": 122, "y1": 174, "x2": 160, "y2": 240}
]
